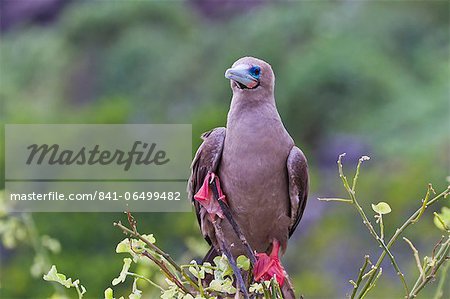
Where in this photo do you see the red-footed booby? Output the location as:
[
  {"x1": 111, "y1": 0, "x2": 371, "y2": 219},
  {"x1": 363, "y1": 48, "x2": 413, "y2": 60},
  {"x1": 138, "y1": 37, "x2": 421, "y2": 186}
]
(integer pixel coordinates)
[{"x1": 188, "y1": 57, "x2": 309, "y2": 296}]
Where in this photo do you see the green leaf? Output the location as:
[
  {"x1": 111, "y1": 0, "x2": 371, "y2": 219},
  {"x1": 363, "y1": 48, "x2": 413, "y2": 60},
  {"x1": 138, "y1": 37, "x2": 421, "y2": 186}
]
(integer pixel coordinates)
[
  {"x1": 112, "y1": 258, "x2": 132, "y2": 286},
  {"x1": 434, "y1": 207, "x2": 450, "y2": 231},
  {"x1": 236, "y1": 255, "x2": 250, "y2": 271},
  {"x1": 371, "y1": 202, "x2": 392, "y2": 215},
  {"x1": 115, "y1": 239, "x2": 141, "y2": 262},
  {"x1": 161, "y1": 287, "x2": 177, "y2": 299},
  {"x1": 43, "y1": 265, "x2": 73, "y2": 288},
  {"x1": 188, "y1": 266, "x2": 201, "y2": 279},
  {"x1": 116, "y1": 239, "x2": 131, "y2": 253},
  {"x1": 104, "y1": 288, "x2": 114, "y2": 299},
  {"x1": 188, "y1": 260, "x2": 205, "y2": 279},
  {"x1": 249, "y1": 283, "x2": 264, "y2": 294},
  {"x1": 208, "y1": 278, "x2": 236, "y2": 294},
  {"x1": 116, "y1": 238, "x2": 145, "y2": 254},
  {"x1": 202, "y1": 262, "x2": 213, "y2": 274},
  {"x1": 116, "y1": 236, "x2": 154, "y2": 256},
  {"x1": 213, "y1": 255, "x2": 233, "y2": 278}
]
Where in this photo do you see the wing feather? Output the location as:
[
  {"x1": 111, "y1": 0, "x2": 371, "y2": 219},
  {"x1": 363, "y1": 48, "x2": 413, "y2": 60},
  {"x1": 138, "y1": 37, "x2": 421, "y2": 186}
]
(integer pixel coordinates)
[
  {"x1": 286, "y1": 146, "x2": 309, "y2": 237},
  {"x1": 188, "y1": 127, "x2": 226, "y2": 245}
]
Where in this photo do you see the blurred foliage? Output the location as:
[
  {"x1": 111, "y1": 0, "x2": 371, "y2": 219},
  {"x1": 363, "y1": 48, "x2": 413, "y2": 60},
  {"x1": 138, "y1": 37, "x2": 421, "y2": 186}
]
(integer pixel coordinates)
[{"x1": 0, "y1": 0, "x2": 449, "y2": 298}]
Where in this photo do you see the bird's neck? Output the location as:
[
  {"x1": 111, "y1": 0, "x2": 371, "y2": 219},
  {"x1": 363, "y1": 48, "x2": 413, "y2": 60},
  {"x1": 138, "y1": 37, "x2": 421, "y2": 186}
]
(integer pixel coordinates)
[
  {"x1": 227, "y1": 94, "x2": 282, "y2": 129},
  {"x1": 229, "y1": 90, "x2": 275, "y2": 111}
]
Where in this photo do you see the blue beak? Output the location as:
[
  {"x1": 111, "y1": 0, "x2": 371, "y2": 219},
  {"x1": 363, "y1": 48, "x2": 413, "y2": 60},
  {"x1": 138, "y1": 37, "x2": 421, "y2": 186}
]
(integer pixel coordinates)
[{"x1": 225, "y1": 64, "x2": 259, "y2": 89}]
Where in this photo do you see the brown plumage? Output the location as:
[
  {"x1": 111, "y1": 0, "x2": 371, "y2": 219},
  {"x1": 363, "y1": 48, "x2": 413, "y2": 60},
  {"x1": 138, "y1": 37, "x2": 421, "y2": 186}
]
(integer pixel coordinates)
[{"x1": 188, "y1": 57, "x2": 308, "y2": 295}]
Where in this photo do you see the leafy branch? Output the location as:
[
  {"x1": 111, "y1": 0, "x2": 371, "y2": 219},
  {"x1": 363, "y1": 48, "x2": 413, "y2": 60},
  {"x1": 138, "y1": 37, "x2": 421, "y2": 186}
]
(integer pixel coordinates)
[
  {"x1": 111, "y1": 212, "x2": 283, "y2": 298},
  {"x1": 319, "y1": 153, "x2": 450, "y2": 299},
  {"x1": 41, "y1": 207, "x2": 284, "y2": 299}
]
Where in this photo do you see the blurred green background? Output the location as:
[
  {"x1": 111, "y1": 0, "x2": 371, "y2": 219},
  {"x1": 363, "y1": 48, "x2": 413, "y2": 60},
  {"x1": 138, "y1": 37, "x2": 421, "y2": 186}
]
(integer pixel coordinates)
[{"x1": 0, "y1": 0, "x2": 449, "y2": 298}]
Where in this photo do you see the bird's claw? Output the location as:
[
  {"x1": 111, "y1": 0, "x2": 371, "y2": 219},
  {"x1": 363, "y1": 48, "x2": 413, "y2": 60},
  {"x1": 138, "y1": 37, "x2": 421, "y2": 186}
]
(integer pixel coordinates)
[{"x1": 253, "y1": 239, "x2": 286, "y2": 286}]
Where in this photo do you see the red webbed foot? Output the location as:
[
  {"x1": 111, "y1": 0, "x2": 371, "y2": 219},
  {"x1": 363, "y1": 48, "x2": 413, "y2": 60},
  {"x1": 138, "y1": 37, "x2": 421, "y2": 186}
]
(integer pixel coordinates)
[
  {"x1": 253, "y1": 239, "x2": 286, "y2": 286},
  {"x1": 194, "y1": 172, "x2": 227, "y2": 220}
]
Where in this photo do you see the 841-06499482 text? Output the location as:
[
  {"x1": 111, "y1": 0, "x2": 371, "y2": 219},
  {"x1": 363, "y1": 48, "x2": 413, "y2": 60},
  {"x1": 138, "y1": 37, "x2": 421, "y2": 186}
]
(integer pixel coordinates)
[{"x1": 9, "y1": 191, "x2": 181, "y2": 201}]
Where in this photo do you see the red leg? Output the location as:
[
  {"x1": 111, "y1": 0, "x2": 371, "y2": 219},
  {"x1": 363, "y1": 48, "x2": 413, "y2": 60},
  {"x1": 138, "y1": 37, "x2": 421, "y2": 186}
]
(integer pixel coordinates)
[{"x1": 253, "y1": 239, "x2": 286, "y2": 286}]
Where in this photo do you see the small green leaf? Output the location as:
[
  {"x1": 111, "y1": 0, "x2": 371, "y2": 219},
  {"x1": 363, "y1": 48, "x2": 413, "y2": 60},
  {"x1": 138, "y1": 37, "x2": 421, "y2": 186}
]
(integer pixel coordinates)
[
  {"x1": 161, "y1": 287, "x2": 177, "y2": 299},
  {"x1": 213, "y1": 254, "x2": 233, "y2": 278},
  {"x1": 188, "y1": 260, "x2": 205, "y2": 279},
  {"x1": 116, "y1": 239, "x2": 131, "y2": 253},
  {"x1": 208, "y1": 278, "x2": 236, "y2": 294},
  {"x1": 43, "y1": 265, "x2": 73, "y2": 288},
  {"x1": 202, "y1": 262, "x2": 214, "y2": 274},
  {"x1": 371, "y1": 202, "x2": 392, "y2": 215},
  {"x1": 434, "y1": 207, "x2": 450, "y2": 231},
  {"x1": 249, "y1": 283, "x2": 264, "y2": 294},
  {"x1": 188, "y1": 266, "x2": 199, "y2": 278},
  {"x1": 236, "y1": 255, "x2": 250, "y2": 271},
  {"x1": 104, "y1": 287, "x2": 114, "y2": 299},
  {"x1": 116, "y1": 238, "x2": 146, "y2": 254},
  {"x1": 112, "y1": 258, "x2": 132, "y2": 286},
  {"x1": 115, "y1": 239, "x2": 142, "y2": 262}
]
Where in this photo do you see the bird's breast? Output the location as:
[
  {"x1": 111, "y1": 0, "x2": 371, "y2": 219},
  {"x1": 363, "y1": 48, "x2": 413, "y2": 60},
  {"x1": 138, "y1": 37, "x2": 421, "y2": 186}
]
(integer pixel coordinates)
[
  {"x1": 217, "y1": 122, "x2": 293, "y2": 252},
  {"x1": 219, "y1": 119, "x2": 292, "y2": 212}
]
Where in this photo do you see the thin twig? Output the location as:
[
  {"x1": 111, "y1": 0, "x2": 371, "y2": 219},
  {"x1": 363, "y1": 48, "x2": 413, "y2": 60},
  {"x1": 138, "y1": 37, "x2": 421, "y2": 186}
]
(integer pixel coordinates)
[
  {"x1": 317, "y1": 197, "x2": 353, "y2": 203},
  {"x1": 127, "y1": 272, "x2": 165, "y2": 292},
  {"x1": 408, "y1": 237, "x2": 450, "y2": 298},
  {"x1": 141, "y1": 250, "x2": 191, "y2": 295},
  {"x1": 352, "y1": 156, "x2": 370, "y2": 192},
  {"x1": 350, "y1": 255, "x2": 370, "y2": 299},
  {"x1": 359, "y1": 267, "x2": 382, "y2": 298},
  {"x1": 412, "y1": 184, "x2": 435, "y2": 223},
  {"x1": 403, "y1": 237, "x2": 425, "y2": 282},
  {"x1": 361, "y1": 267, "x2": 376, "y2": 281}
]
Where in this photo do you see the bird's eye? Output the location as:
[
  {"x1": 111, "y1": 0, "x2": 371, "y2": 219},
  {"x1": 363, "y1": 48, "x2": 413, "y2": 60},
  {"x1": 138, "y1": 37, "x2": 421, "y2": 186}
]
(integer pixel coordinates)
[{"x1": 251, "y1": 66, "x2": 261, "y2": 77}]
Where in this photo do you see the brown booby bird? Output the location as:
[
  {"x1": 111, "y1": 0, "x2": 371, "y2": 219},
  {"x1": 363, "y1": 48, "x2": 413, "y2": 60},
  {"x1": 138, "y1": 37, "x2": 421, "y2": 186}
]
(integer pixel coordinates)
[{"x1": 188, "y1": 57, "x2": 308, "y2": 294}]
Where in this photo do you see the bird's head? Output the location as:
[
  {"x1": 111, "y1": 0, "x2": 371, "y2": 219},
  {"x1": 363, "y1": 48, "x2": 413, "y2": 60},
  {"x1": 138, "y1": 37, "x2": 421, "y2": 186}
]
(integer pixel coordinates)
[{"x1": 225, "y1": 57, "x2": 275, "y2": 95}]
